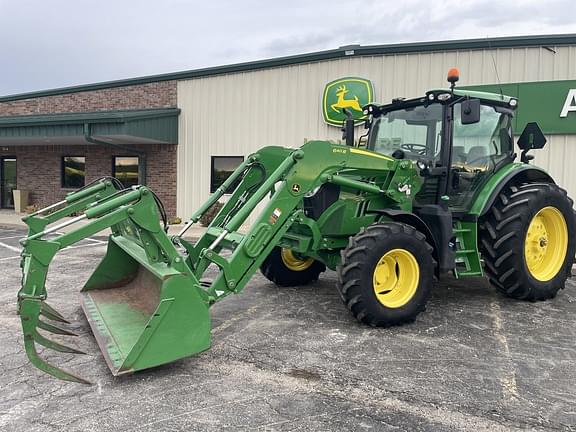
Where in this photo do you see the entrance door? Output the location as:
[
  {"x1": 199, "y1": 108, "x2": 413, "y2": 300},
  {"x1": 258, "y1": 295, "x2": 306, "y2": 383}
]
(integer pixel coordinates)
[{"x1": 1, "y1": 157, "x2": 17, "y2": 209}]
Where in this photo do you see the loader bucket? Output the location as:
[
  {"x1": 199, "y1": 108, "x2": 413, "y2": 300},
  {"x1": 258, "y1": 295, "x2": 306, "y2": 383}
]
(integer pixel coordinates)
[{"x1": 80, "y1": 235, "x2": 212, "y2": 376}]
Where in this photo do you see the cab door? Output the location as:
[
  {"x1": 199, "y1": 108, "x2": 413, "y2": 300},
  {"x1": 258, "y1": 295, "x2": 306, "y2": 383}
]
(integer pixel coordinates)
[{"x1": 448, "y1": 103, "x2": 514, "y2": 211}]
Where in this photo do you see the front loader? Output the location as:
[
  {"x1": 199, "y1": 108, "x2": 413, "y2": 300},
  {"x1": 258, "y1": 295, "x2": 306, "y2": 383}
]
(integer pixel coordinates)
[{"x1": 17, "y1": 69, "x2": 575, "y2": 383}]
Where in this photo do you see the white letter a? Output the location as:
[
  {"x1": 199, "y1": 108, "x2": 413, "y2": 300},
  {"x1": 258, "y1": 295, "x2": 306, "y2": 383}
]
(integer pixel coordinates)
[{"x1": 560, "y1": 89, "x2": 576, "y2": 117}]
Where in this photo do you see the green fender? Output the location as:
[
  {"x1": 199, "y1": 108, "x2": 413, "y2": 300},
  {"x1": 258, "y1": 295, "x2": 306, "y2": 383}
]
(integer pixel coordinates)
[{"x1": 469, "y1": 163, "x2": 555, "y2": 217}]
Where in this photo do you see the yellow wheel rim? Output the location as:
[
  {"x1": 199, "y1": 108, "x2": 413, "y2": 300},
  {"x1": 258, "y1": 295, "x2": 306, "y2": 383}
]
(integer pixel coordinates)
[
  {"x1": 524, "y1": 206, "x2": 568, "y2": 281},
  {"x1": 281, "y1": 249, "x2": 315, "y2": 271},
  {"x1": 372, "y1": 249, "x2": 419, "y2": 308}
]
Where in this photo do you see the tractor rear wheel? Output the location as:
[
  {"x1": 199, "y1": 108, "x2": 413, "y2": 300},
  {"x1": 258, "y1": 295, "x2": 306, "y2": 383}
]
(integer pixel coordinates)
[
  {"x1": 480, "y1": 183, "x2": 576, "y2": 301},
  {"x1": 337, "y1": 222, "x2": 435, "y2": 327},
  {"x1": 260, "y1": 247, "x2": 326, "y2": 287}
]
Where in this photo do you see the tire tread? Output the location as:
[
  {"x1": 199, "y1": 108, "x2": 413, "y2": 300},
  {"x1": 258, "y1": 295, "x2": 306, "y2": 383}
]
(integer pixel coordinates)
[{"x1": 480, "y1": 182, "x2": 575, "y2": 301}]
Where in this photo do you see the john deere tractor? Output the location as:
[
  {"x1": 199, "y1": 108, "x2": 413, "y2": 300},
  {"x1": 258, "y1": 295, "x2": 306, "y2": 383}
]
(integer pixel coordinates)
[{"x1": 17, "y1": 70, "x2": 575, "y2": 383}]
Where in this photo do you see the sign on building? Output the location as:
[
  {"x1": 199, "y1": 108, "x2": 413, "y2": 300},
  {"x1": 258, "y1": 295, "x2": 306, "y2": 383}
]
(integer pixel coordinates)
[
  {"x1": 463, "y1": 80, "x2": 576, "y2": 134},
  {"x1": 322, "y1": 77, "x2": 374, "y2": 127}
]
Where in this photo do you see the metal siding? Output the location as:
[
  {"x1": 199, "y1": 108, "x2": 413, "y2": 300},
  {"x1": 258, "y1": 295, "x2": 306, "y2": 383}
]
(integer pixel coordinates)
[
  {"x1": 0, "y1": 123, "x2": 84, "y2": 138},
  {"x1": 533, "y1": 135, "x2": 576, "y2": 197},
  {"x1": 177, "y1": 45, "x2": 576, "y2": 217}
]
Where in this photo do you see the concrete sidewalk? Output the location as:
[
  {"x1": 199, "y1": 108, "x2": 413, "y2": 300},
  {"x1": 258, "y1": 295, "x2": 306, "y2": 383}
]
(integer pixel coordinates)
[{"x1": 0, "y1": 209, "x2": 208, "y2": 240}]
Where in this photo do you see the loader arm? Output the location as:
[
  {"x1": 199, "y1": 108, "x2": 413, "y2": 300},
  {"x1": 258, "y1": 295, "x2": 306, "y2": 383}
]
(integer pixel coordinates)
[
  {"x1": 178, "y1": 140, "x2": 419, "y2": 302},
  {"x1": 17, "y1": 140, "x2": 420, "y2": 383},
  {"x1": 21, "y1": 177, "x2": 123, "y2": 236}
]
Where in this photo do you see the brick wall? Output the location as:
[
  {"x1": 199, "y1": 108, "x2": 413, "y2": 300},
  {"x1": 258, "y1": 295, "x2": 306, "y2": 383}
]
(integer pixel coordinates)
[
  {"x1": 0, "y1": 81, "x2": 177, "y2": 115},
  {"x1": 3, "y1": 143, "x2": 178, "y2": 217},
  {"x1": 0, "y1": 81, "x2": 179, "y2": 217}
]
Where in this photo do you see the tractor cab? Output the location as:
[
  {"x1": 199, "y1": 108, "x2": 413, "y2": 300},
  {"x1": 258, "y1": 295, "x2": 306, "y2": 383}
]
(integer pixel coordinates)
[{"x1": 364, "y1": 70, "x2": 520, "y2": 211}]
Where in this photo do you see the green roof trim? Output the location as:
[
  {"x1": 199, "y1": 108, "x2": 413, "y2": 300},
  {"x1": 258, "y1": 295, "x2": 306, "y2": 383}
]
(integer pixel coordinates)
[
  {"x1": 0, "y1": 108, "x2": 180, "y2": 145},
  {"x1": 1, "y1": 34, "x2": 575, "y2": 102},
  {"x1": 0, "y1": 108, "x2": 180, "y2": 126}
]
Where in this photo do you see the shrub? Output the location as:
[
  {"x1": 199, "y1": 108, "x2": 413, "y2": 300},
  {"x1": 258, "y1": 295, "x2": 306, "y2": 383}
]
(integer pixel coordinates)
[{"x1": 169, "y1": 216, "x2": 182, "y2": 225}]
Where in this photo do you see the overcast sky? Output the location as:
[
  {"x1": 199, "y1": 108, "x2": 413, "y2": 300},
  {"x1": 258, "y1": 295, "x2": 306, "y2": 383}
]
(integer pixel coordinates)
[{"x1": 0, "y1": 0, "x2": 574, "y2": 96}]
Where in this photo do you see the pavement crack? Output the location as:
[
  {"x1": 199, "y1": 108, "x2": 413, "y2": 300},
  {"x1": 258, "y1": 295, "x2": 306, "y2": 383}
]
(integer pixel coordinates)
[{"x1": 489, "y1": 300, "x2": 520, "y2": 402}]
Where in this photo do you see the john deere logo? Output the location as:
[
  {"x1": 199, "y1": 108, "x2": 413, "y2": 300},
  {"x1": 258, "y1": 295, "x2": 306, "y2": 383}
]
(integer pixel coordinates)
[{"x1": 323, "y1": 77, "x2": 374, "y2": 127}]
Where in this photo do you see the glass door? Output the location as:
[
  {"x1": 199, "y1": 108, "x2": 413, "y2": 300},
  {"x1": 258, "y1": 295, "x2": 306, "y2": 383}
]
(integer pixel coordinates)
[
  {"x1": 448, "y1": 104, "x2": 513, "y2": 211},
  {"x1": 1, "y1": 157, "x2": 17, "y2": 209}
]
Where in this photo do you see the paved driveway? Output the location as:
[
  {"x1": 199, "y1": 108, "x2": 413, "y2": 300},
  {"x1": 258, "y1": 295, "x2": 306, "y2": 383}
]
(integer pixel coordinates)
[{"x1": 0, "y1": 226, "x2": 575, "y2": 431}]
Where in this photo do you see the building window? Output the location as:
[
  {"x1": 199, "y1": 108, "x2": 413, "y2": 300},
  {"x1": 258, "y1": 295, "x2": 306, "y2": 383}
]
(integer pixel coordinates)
[
  {"x1": 210, "y1": 156, "x2": 244, "y2": 193},
  {"x1": 62, "y1": 156, "x2": 86, "y2": 188},
  {"x1": 113, "y1": 156, "x2": 140, "y2": 188}
]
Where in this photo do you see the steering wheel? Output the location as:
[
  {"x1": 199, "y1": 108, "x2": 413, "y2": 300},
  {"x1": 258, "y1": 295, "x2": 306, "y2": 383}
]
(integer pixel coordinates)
[{"x1": 400, "y1": 143, "x2": 427, "y2": 155}]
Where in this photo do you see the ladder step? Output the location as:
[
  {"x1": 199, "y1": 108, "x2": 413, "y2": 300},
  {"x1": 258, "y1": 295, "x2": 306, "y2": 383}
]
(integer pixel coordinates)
[
  {"x1": 455, "y1": 270, "x2": 483, "y2": 277},
  {"x1": 453, "y1": 228, "x2": 471, "y2": 234},
  {"x1": 456, "y1": 249, "x2": 476, "y2": 254},
  {"x1": 453, "y1": 220, "x2": 482, "y2": 278}
]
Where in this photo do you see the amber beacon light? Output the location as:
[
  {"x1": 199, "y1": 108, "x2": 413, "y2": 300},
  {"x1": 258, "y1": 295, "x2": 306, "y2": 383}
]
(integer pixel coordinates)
[{"x1": 447, "y1": 67, "x2": 460, "y2": 90}]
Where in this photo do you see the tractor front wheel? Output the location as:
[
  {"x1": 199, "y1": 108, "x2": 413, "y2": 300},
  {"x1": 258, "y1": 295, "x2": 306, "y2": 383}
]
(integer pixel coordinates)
[
  {"x1": 480, "y1": 183, "x2": 576, "y2": 301},
  {"x1": 337, "y1": 222, "x2": 435, "y2": 327},
  {"x1": 260, "y1": 247, "x2": 326, "y2": 287}
]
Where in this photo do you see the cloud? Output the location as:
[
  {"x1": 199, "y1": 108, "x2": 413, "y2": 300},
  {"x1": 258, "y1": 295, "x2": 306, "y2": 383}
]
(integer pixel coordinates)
[{"x1": 0, "y1": 0, "x2": 574, "y2": 95}]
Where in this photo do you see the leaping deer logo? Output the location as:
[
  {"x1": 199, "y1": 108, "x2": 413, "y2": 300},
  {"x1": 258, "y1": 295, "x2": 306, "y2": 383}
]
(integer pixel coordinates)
[{"x1": 331, "y1": 85, "x2": 363, "y2": 113}]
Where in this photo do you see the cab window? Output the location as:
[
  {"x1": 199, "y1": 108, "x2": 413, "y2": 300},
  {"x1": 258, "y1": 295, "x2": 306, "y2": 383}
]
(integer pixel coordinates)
[
  {"x1": 452, "y1": 104, "x2": 512, "y2": 168},
  {"x1": 370, "y1": 104, "x2": 443, "y2": 162},
  {"x1": 450, "y1": 103, "x2": 513, "y2": 208}
]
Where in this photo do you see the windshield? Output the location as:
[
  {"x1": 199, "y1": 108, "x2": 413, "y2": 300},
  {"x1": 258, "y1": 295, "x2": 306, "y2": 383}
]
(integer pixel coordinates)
[{"x1": 369, "y1": 104, "x2": 443, "y2": 161}]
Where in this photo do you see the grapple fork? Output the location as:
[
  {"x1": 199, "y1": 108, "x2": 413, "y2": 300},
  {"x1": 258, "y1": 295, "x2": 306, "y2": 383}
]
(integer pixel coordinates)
[
  {"x1": 19, "y1": 298, "x2": 90, "y2": 384},
  {"x1": 18, "y1": 236, "x2": 92, "y2": 383},
  {"x1": 40, "y1": 302, "x2": 70, "y2": 324}
]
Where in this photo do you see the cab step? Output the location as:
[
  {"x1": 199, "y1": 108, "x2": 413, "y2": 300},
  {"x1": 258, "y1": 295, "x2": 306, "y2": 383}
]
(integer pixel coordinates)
[{"x1": 452, "y1": 220, "x2": 483, "y2": 279}]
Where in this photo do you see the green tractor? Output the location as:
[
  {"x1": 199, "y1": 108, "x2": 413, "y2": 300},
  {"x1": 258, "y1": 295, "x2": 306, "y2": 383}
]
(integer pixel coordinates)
[{"x1": 17, "y1": 70, "x2": 575, "y2": 383}]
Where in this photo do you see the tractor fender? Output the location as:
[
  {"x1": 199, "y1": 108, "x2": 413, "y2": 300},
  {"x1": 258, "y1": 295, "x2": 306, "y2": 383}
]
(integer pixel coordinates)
[
  {"x1": 472, "y1": 165, "x2": 555, "y2": 217},
  {"x1": 372, "y1": 209, "x2": 440, "y2": 272}
]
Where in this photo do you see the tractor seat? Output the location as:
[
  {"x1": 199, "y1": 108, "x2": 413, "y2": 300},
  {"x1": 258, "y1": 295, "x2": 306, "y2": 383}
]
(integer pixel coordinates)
[
  {"x1": 466, "y1": 146, "x2": 489, "y2": 167},
  {"x1": 452, "y1": 146, "x2": 466, "y2": 163}
]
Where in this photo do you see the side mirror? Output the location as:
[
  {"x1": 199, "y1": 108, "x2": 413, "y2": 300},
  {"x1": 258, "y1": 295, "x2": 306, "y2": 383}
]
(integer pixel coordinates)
[
  {"x1": 517, "y1": 122, "x2": 546, "y2": 151},
  {"x1": 461, "y1": 99, "x2": 481, "y2": 125},
  {"x1": 517, "y1": 122, "x2": 546, "y2": 164}
]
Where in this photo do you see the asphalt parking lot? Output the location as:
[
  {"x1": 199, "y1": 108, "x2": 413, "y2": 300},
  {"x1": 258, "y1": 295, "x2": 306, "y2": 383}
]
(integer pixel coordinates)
[{"x1": 0, "y1": 225, "x2": 575, "y2": 431}]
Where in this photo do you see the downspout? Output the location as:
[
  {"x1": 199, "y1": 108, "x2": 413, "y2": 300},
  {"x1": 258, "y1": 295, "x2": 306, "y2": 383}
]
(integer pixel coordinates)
[{"x1": 83, "y1": 123, "x2": 147, "y2": 186}]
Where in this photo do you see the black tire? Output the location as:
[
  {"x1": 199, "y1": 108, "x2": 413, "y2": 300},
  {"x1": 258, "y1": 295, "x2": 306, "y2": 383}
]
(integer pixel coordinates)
[
  {"x1": 260, "y1": 247, "x2": 326, "y2": 287},
  {"x1": 337, "y1": 222, "x2": 435, "y2": 327},
  {"x1": 480, "y1": 183, "x2": 576, "y2": 301}
]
